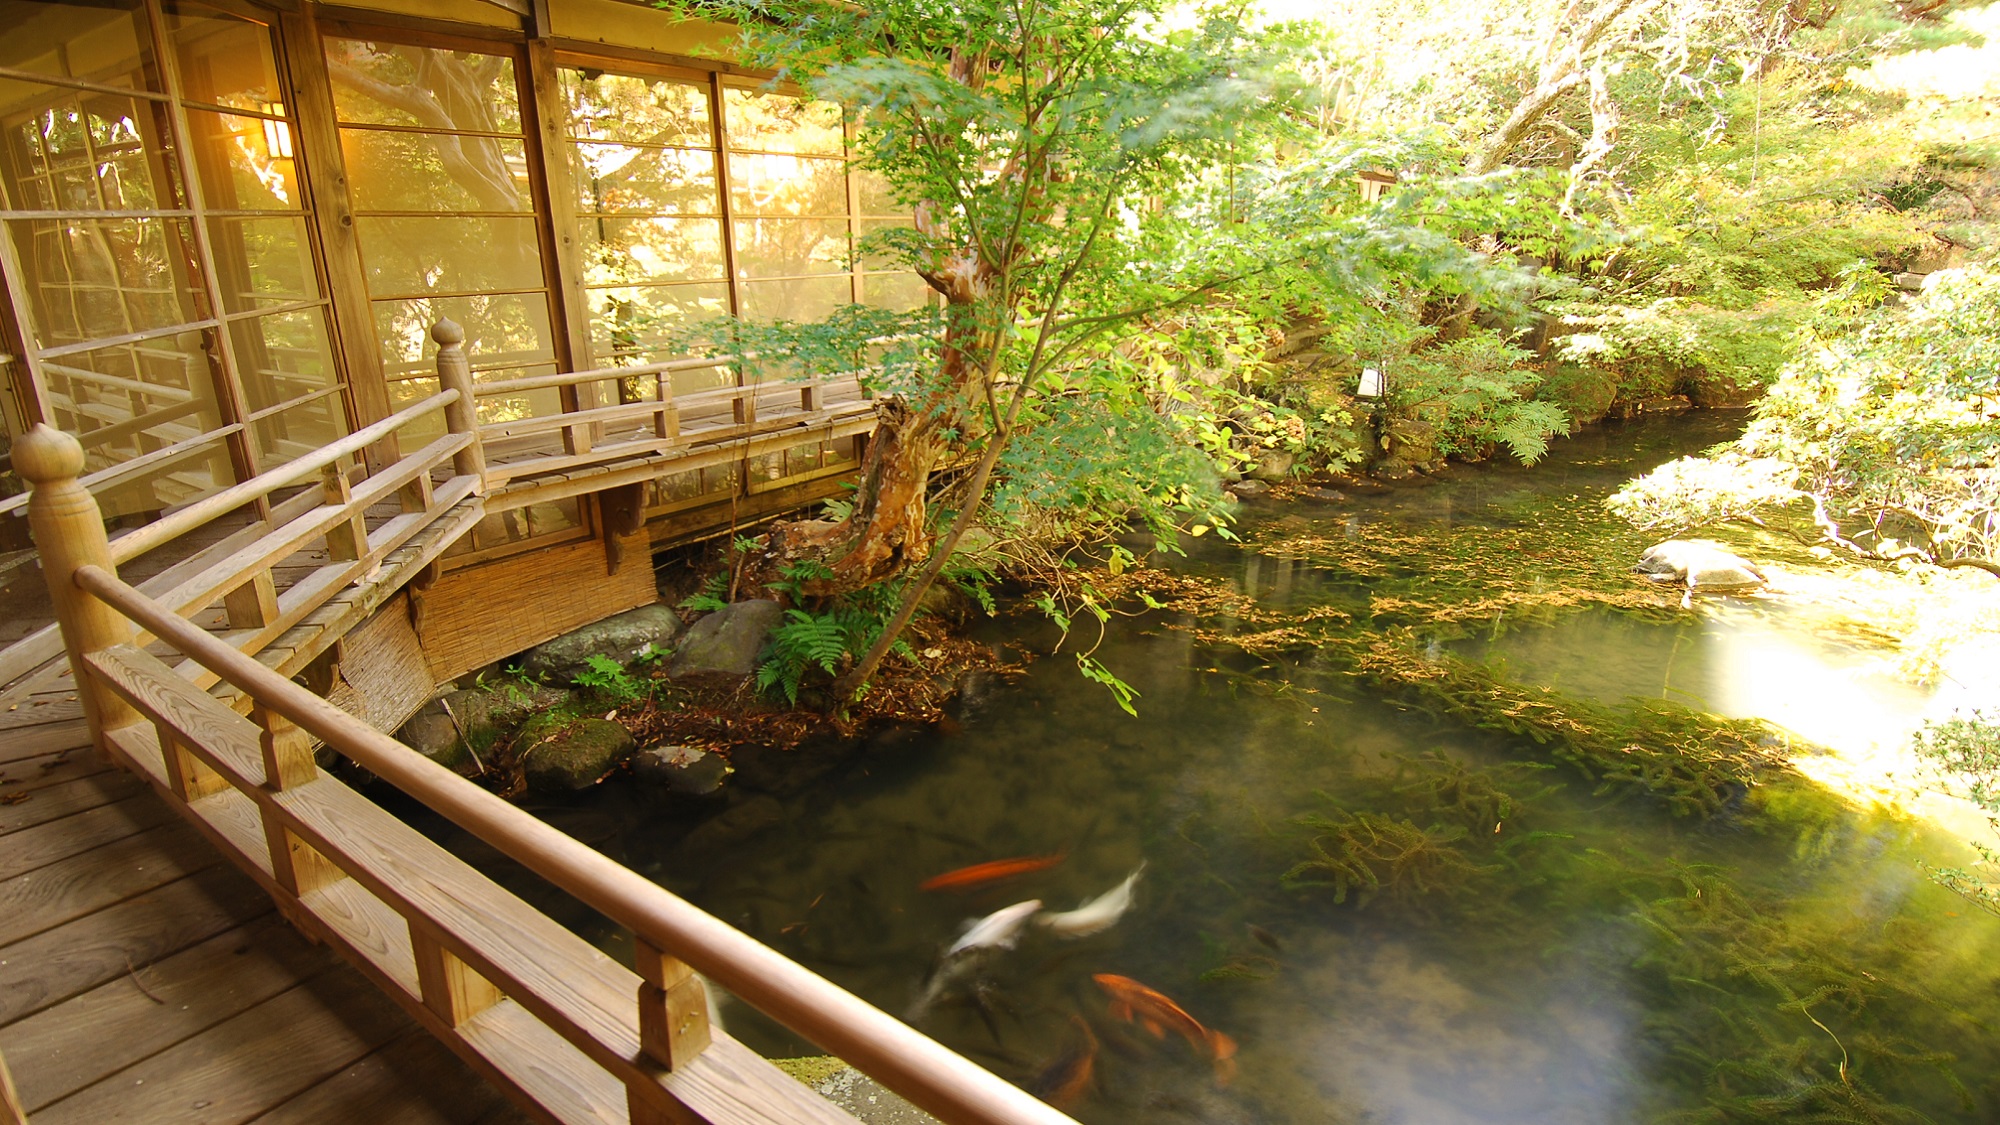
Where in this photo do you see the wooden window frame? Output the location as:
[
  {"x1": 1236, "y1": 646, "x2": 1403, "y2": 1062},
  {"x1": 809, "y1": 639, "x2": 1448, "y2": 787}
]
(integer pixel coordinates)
[{"x1": 0, "y1": 0, "x2": 352, "y2": 522}]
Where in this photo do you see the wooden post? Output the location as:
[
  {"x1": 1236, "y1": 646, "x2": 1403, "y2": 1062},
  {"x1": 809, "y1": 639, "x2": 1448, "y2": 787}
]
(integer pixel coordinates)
[
  {"x1": 413, "y1": 927, "x2": 502, "y2": 1027},
  {"x1": 634, "y1": 938, "x2": 710, "y2": 1070},
  {"x1": 320, "y1": 463, "x2": 369, "y2": 562},
  {"x1": 16, "y1": 425, "x2": 140, "y2": 755},
  {"x1": 630, "y1": 937, "x2": 711, "y2": 1125},
  {"x1": 432, "y1": 320, "x2": 487, "y2": 486}
]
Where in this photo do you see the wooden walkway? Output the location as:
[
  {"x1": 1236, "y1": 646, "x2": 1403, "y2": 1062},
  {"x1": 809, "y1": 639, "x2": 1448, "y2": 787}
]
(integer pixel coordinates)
[{"x1": 0, "y1": 715, "x2": 530, "y2": 1125}]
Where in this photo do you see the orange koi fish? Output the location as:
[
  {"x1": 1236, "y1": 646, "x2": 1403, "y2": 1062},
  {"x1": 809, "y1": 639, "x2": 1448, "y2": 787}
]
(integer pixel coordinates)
[
  {"x1": 1027, "y1": 1015, "x2": 1099, "y2": 1109},
  {"x1": 919, "y1": 854, "x2": 1065, "y2": 892},
  {"x1": 1092, "y1": 973, "x2": 1239, "y2": 1085}
]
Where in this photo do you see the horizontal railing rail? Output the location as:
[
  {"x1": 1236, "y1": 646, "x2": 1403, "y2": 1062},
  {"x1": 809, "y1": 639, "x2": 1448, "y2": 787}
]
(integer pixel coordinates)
[
  {"x1": 461, "y1": 332, "x2": 903, "y2": 491},
  {"x1": 1, "y1": 379, "x2": 479, "y2": 707}
]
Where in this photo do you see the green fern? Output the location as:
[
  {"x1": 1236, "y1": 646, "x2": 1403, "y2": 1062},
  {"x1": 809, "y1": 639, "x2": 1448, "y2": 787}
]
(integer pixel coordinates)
[
  {"x1": 756, "y1": 609, "x2": 852, "y2": 704},
  {"x1": 679, "y1": 571, "x2": 729, "y2": 614}
]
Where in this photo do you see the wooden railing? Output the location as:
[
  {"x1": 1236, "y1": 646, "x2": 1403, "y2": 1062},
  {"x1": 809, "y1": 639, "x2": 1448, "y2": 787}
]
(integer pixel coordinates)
[
  {"x1": 0, "y1": 380, "x2": 480, "y2": 702},
  {"x1": 457, "y1": 323, "x2": 882, "y2": 489},
  {"x1": 18, "y1": 423, "x2": 1073, "y2": 1125}
]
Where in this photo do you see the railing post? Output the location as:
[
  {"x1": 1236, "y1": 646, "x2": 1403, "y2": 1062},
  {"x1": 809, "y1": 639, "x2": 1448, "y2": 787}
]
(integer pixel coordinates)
[
  {"x1": 632, "y1": 938, "x2": 710, "y2": 1092},
  {"x1": 432, "y1": 319, "x2": 486, "y2": 486},
  {"x1": 629, "y1": 935, "x2": 711, "y2": 1124},
  {"x1": 16, "y1": 425, "x2": 140, "y2": 757}
]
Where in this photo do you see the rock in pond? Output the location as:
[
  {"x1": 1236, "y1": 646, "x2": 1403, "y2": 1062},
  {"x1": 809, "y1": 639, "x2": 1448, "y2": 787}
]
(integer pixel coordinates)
[
  {"x1": 1246, "y1": 450, "x2": 1295, "y2": 483},
  {"x1": 1227, "y1": 479, "x2": 1270, "y2": 499},
  {"x1": 519, "y1": 715, "x2": 636, "y2": 794},
  {"x1": 521, "y1": 604, "x2": 686, "y2": 685},
  {"x1": 632, "y1": 744, "x2": 730, "y2": 798},
  {"x1": 669, "y1": 599, "x2": 785, "y2": 679},
  {"x1": 397, "y1": 682, "x2": 569, "y2": 772},
  {"x1": 1634, "y1": 540, "x2": 1767, "y2": 598}
]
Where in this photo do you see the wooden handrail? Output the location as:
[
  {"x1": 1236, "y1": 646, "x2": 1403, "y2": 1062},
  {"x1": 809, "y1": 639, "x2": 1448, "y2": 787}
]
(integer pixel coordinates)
[
  {"x1": 470, "y1": 335, "x2": 919, "y2": 399},
  {"x1": 108, "y1": 388, "x2": 460, "y2": 566},
  {"x1": 70, "y1": 560, "x2": 1077, "y2": 1125}
]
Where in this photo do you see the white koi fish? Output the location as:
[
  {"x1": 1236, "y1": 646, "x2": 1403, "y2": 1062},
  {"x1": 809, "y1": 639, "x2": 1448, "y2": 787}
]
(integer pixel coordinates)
[
  {"x1": 945, "y1": 899, "x2": 1044, "y2": 957},
  {"x1": 1039, "y1": 862, "x2": 1146, "y2": 938},
  {"x1": 909, "y1": 899, "x2": 1045, "y2": 1021}
]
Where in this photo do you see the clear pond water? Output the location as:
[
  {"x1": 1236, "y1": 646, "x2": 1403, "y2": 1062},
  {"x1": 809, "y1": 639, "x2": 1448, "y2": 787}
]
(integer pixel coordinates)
[{"x1": 447, "y1": 413, "x2": 2000, "y2": 1123}]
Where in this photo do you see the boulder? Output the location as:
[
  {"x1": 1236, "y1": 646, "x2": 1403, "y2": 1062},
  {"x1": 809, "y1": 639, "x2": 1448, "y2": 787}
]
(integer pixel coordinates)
[
  {"x1": 669, "y1": 599, "x2": 785, "y2": 679},
  {"x1": 1684, "y1": 367, "x2": 1761, "y2": 409},
  {"x1": 397, "y1": 682, "x2": 568, "y2": 772},
  {"x1": 1370, "y1": 456, "x2": 1419, "y2": 482},
  {"x1": 1634, "y1": 540, "x2": 1767, "y2": 597},
  {"x1": 521, "y1": 605, "x2": 685, "y2": 685},
  {"x1": 1382, "y1": 415, "x2": 1439, "y2": 465},
  {"x1": 632, "y1": 744, "x2": 730, "y2": 799},
  {"x1": 519, "y1": 715, "x2": 636, "y2": 793},
  {"x1": 1246, "y1": 450, "x2": 1295, "y2": 483},
  {"x1": 1227, "y1": 479, "x2": 1270, "y2": 499}
]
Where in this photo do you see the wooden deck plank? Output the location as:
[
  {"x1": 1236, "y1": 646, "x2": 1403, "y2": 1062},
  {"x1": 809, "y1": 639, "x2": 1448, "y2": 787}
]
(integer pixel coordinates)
[
  {"x1": 0, "y1": 746, "x2": 112, "y2": 795},
  {"x1": 0, "y1": 718, "x2": 92, "y2": 763},
  {"x1": 0, "y1": 694, "x2": 84, "y2": 732},
  {"x1": 31, "y1": 973, "x2": 416, "y2": 1125},
  {"x1": 246, "y1": 1030, "x2": 527, "y2": 1125},
  {"x1": 0, "y1": 772, "x2": 148, "y2": 836},
  {"x1": 0, "y1": 865, "x2": 273, "y2": 1024},
  {"x1": 0, "y1": 916, "x2": 341, "y2": 1113},
  {"x1": 0, "y1": 821, "x2": 222, "y2": 947},
  {"x1": 0, "y1": 794, "x2": 177, "y2": 882}
]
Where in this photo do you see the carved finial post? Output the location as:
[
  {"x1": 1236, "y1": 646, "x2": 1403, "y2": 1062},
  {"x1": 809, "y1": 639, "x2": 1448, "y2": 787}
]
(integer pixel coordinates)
[
  {"x1": 432, "y1": 319, "x2": 486, "y2": 485},
  {"x1": 17, "y1": 424, "x2": 139, "y2": 751}
]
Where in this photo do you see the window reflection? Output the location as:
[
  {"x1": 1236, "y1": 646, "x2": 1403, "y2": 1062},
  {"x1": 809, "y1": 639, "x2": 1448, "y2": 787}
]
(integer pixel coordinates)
[{"x1": 329, "y1": 38, "x2": 557, "y2": 414}]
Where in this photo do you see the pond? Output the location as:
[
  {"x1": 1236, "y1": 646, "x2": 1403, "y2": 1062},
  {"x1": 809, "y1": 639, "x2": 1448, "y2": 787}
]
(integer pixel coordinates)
[{"x1": 449, "y1": 413, "x2": 2000, "y2": 1123}]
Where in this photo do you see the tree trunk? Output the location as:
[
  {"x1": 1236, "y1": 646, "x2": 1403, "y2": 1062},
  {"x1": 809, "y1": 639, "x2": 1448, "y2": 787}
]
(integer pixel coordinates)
[
  {"x1": 1464, "y1": 0, "x2": 1644, "y2": 175},
  {"x1": 756, "y1": 400, "x2": 949, "y2": 598},
  {"x1": 746, "y1": 267, "x2": 996, "y2": 601}
]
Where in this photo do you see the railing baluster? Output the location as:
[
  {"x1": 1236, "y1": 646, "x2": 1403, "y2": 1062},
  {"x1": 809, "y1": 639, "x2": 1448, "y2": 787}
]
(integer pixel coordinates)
[
  {"x1": 158, "y1": 723, "x2": 230, "y2": 800},
  {"x1": 432, "y1": 320, "x2": 487, "y2": 487},
  {"x1": 321, "y1": 462, "x2": 370, "y2": 563},
  {"x1": 255, "y1": 705, "x2": 343, "y2": 909},
  {"x1": 223, "y1": 570, "x2": 279, "y2": 629},
  {"x1": 635, "y1": 937, "x2": 711, "y2": 1069},
  {"x1": 16, "y1": 424, "x2": 140, "y2": 757},
  {"x1": 413, "y1": 927, "x2": 503, "y2": 1026},
  {"x1": 631, "y1": 937, "x2": 711, "y2": 1124}
]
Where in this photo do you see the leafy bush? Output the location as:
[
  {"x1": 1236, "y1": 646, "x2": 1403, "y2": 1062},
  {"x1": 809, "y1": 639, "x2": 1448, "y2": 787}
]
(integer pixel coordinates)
[
  {"x1": 1914, "y1": 712, "x2": 2000, "y2": 917},
  {"x1": 1393, "y1": 333, "x2": 1571, "y2": 463},
  {"x1": 1740, "y1": 263, "x2": 2000, "y2": 562},
  {"x1": 1605, "y1": 453, "x2": 1801, "y2": 531}
]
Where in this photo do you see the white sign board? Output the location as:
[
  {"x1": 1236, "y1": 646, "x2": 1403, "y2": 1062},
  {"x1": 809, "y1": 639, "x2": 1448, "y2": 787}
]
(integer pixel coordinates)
[{"x1": 1357, "y1": 367, "x2": 1383, "y2": 398}]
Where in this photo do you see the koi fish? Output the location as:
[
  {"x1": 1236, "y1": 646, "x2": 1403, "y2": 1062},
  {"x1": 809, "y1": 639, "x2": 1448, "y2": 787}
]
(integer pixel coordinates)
[
  {"x1": 1039, "y1": 862, "x2": 1146, "y2": 938},
  {"x1": 946, "y1": 900, "x2": 1044, "y2": 957},
  {"x1": 1027, "y1": 1015, "x2": 1099, "y2": 1108},
  {"x1": 909, "y1": 900, "x2": 1043, "y2": 1021},
  {"x1": 920, "y1": 854, "x2": 1065, "y2": 892},
  {"x1": 1092, "y1": 973, "x2": 1238, "y2": 1085}
]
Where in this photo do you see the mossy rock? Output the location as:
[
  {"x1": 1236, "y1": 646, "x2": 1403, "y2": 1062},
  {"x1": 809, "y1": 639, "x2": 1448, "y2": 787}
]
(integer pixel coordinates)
[
  {"x1": 1535, "y1": 363, "x2": 1619, "y2": 426},
  {"x1": 1681, "y1": 363, "x2": 1762, "y2": 408},
  {"x1": 518, "y1": 714, "x2": 635, "y2": 793},
  {"x1": 397, "y1": 682, "x2": 568, "y2": 773}
]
